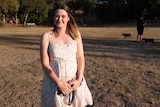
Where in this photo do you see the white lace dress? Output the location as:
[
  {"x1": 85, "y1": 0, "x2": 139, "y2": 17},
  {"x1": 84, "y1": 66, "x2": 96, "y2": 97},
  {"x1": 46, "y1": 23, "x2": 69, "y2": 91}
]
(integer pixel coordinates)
[{"x1": 40, "y1": 41, "x2": 93, "y2": 107}]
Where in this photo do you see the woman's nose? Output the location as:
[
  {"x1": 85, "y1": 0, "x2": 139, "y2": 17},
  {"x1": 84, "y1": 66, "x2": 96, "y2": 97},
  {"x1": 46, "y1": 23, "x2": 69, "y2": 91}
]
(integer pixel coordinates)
[{"x1": 58, "y1": 16, "x2": 62, "y2": 21}]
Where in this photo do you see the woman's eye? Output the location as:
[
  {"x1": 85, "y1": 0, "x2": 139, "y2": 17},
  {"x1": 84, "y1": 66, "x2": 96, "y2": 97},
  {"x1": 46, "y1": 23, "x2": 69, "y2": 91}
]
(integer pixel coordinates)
[
  {"x1": 54, "y1": 15, "x2": 58, "y2": 18},
  {"x1": 62, "y1": 15, "x2": 66, "y2": 18},
  {"x1": 54, "y1": 14, "x2": 67, "y2": 19}
]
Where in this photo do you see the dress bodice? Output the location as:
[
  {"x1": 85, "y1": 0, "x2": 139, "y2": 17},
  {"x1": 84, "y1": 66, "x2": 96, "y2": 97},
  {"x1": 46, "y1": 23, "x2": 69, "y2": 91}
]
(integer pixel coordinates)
[
  {"x1": 48, "y1": 41, "x2": 77, "y2": 81},
  {"x1": 48, "y1": 41, "x2": 77, "y2": 61}
]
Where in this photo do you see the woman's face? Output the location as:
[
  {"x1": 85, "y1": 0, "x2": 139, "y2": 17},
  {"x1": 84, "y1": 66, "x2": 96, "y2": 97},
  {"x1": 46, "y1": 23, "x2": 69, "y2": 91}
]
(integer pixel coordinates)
[{"x1": 54, "y1": 9, "x2": 70, "y2": 28}]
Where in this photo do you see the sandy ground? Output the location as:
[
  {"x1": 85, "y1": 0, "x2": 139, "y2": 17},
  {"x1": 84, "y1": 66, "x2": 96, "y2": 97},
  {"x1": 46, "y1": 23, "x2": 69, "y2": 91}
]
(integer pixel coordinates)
[{"x1": 0, "y1": 26, "x2": 160, "y2": 107}]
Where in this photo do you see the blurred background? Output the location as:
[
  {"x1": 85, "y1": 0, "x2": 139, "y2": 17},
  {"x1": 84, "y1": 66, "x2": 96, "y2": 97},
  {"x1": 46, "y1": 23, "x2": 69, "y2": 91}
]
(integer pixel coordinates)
[{"x1": 0, "y1": 0, "x2": 160, "y2": 27}]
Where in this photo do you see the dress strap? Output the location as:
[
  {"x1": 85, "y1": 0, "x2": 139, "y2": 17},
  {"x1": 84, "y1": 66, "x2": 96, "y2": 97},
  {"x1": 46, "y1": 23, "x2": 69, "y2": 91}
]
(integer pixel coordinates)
[
  {"x1": 47, "y1": 32, "x2": 53, "y2": 58},
  {"x1": 48, "y1": 31, "x2": 56, "y2": 43},
  {"x1": 48, "y1": 33, "x2": 51, "y2": 43}
]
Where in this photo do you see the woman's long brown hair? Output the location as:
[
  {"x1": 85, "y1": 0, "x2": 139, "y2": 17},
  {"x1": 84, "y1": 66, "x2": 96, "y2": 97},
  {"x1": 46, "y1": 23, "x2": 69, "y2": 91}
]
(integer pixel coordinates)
[{"x1": 53, "y1": 4, "x2": 79, "y2": 40}]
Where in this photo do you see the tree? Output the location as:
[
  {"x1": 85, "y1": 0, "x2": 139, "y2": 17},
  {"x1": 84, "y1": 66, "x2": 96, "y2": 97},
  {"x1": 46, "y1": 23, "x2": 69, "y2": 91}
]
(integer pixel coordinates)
[
  {"x1": 0, "y1": 0, "x2": 20, "y2": 24},
  {"x1": 107, "y1": 0, "x2": 125, "y2": 21},
  {"x1": 127, "y1": 0, "x2": 160, "y2": 20},
  {"x1": 67, "y1": 0, "x2": 96, "y2": 24},
  {"x1": 8, "y1": 0, "x2": 20, "y2": 24},
  {"x1": 20, "y1": 0, "x2": 37, "y2": 25},
  {"x1": 1, "y1": 0, "x2": 160, "y2": 26},
  {"x1": 20, "y1": 0, "x2": 48, "y2": 25},
  {"x1": 95, "y1": 0, "x2": 126, "y2": 22},
  {"x1": 0, "y1": 0, "x2": 8, "y2": 24},
  {"x1": 29, "y1": 0, "x2": 48, "y2": 25}
]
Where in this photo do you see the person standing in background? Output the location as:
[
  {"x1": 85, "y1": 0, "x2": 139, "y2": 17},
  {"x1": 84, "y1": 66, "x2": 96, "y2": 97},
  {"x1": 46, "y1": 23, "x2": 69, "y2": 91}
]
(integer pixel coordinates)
[{"x1": 137, "y1": 15, "x2": 146, "y2": 41}]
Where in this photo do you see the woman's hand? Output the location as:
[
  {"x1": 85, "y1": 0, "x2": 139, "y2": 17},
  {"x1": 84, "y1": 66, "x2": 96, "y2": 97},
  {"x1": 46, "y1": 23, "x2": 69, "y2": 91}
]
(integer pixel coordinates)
[
  {"x1": 57, "y1": 80, "x2": 72, "y2": 94},
  {"x1": 69, "y1": 79, "x2": 82, "y2": 90}
]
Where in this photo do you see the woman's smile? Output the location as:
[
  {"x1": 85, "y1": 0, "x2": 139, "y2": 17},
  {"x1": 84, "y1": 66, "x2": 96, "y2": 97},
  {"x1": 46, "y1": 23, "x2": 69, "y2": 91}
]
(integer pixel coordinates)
[{"x1": 54, "y1": 9, "x2": 69, "y2": 28}]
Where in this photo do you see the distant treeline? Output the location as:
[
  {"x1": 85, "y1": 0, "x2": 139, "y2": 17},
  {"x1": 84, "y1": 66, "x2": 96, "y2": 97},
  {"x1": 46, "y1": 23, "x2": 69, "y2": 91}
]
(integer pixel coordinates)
[{"x1": 0, "y1": 0, "x2": 160, "y2": 26}]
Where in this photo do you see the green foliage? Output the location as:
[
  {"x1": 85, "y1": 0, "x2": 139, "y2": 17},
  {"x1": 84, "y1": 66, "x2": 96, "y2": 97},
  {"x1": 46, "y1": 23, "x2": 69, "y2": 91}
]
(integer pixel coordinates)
[
  {"x1": 0, "y1": 0, "x2": 9, "y2": 14},
  {"x1": 0, "y1": 0, "x2": 20, "y2": 14},
  {"x1": 33, "y1": 0, "x2": 49, "y2": 24},
  {"x1": 1, "y1": 0, "x2": 160, "y2": 25},
  {"x1": 19, "y1": 0, "x2": 48, "y2": 25},
  {"x1": 8, "y1": 0, "x2": 20, "y2": 14},
  {"x1": 19, "y1": 14, "x2": 24, "y2": 24},
  {"x1": 20, "y1": 0, "x2": 35, "y2": 13},
  {"x1": 27, "y1": 10, "x2": 48, "y2": 25},
  {"x1": 68, "y1": 0, "x2": 96, "y2": 13}
]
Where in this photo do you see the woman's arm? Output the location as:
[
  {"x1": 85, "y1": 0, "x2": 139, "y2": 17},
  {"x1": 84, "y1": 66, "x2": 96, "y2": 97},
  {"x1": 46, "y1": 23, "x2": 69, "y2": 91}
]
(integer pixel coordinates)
[
  {"x1": 76, "y1": 31, "x2": 85, "y2": 83},
  {"x1": 40, "y1": 32, "x2": 60, "y2": 83},
  {"x1": 69, "y1": 31, "x2": 85, "y2": 90}
]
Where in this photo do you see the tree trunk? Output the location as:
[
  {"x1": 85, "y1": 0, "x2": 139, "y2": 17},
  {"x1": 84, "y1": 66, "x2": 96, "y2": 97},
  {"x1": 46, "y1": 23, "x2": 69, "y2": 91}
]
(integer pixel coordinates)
[
  {"x1": 15, "y1": 15, "x2": 19, "y2": 24},
  {"x1": 12, "y1": 13, "x2": 19, "y2": 24},
  {"x1": 24, "y1": 12, "x2": 29, "y2": 25},
  {"x1": 2, "y1": 14, "x2": 6, "y2": 24}
]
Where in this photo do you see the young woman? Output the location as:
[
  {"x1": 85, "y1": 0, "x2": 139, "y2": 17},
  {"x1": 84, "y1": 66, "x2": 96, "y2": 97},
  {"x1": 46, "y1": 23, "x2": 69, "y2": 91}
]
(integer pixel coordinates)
[{"x1": 40, "y1": 4, "x2": 93, "y2": 107}]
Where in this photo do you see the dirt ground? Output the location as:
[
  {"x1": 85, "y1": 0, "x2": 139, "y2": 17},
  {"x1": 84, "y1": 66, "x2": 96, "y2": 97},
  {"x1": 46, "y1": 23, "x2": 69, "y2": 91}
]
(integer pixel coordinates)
[{"x1": 0, "y1": 25, "x2": 160, "y2": 107}]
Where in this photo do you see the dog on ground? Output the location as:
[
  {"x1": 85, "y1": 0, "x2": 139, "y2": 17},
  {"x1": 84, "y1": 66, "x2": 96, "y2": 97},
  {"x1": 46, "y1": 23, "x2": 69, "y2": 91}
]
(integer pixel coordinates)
[
  {"x1": 141, "y1": 38, "x2": 155, "y2": 45},
  {"x1": 122, "y1": 33, "x2": 131, "y2": 38}
]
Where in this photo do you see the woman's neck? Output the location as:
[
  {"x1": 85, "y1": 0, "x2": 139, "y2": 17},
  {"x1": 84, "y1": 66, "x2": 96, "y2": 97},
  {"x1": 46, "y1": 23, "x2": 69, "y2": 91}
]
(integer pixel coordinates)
[{"x1": 55, "y1": 27, "x2": 66, "y2": 36}]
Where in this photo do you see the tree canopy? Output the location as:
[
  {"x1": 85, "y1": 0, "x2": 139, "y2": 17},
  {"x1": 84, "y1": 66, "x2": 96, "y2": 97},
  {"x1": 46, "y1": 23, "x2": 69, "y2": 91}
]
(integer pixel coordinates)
[{"x1": 0, "y1": 0, "x2": 160, "y2": 26}]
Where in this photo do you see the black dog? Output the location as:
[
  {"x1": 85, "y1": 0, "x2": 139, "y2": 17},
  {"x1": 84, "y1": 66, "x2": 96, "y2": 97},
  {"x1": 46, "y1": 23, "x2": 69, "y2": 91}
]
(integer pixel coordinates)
[
  {"x1": 142, "y1": 38, "x2": 155, "y2": 45},
  {"x1": 122, "y1": 33, "x2": 131, "y2": 38}
]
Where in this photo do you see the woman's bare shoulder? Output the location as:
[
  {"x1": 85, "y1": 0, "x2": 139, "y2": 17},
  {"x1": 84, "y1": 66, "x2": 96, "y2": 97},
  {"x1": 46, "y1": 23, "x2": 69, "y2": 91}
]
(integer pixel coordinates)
[
  {"x1": 42, "y1": 30, "x2": 53, "y2": 37},
  {"x1": 76, "y1": 30, "x2": 82, "y2": 40},
  {"x1": 41, "y1": 30, "x2": 56, "y2": 40}
]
